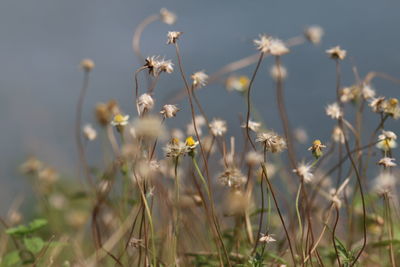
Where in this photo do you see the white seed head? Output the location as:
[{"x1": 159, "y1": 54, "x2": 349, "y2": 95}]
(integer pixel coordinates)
[
  {"x1": 167, "y1": 31, "x2": 182, "y2": 44},
  {"x1": 326, "y1": 46, "x2": 347, "y2": 60},
  {"x1": 83, "y1": 124, "x2": 97, "y2": 141},
  {"x1": 293, "y1": 162, "x2": 314, "y2": 183},
  {"x1": 378, "y1": 157, "x2": 396, "y2": 168},
  {"x1": 241, "y1": 120, "x2": 261, "y2": 132},
  {"x1": 325, "y1": 102, "x2": 343, "y2": 120},
  {"x1": 218, "y1": 167, "x2": 246, "y2": 188},
  {"x1": 191, "y1": 71, "x2": 208, "y2": 88},
  {"x1": 209, "y1": 118, "x2": 227, "y2": 136},
  {"x1": 136, "y1": 93, "x2": 154, "y2": 116},
  {"x1": 160, "y1": 104, "x2": 179, "y2": 118},
  {"x1": 270, "y1": 64, "x2": 288, "y2": 80},
  {"x1": 304, "y1": 25, "x2": 324, "y2": 45},
  {"x1": 256, "y1": 131, "x2": 287, "y2": 153},
  {"x1": 160, "y1": 8, "x2": 177, "y2": 25}
]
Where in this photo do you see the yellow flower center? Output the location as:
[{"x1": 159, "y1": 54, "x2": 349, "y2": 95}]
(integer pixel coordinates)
[
  {"x1": 185, "y1": 136, "x2": 196, "y2": 147},
  {"x1": 313, "y1": 139, "x2": 322, "y2": 146},
  {"x1": 114, "y1": 114, "x2": 125, "y2": 123},
  {"x1": 389, "y1": 98, "x2": 398, "y2": 106},
  {"x1": 239, "y1": 76, "x2": 250, "y2": 87},
  {"x1": 171, "y1": 138, "x2": 179, "y2": 145}
]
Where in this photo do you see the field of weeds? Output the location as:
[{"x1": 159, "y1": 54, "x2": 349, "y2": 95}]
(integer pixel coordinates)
[{"x1": 1, "y1": 6, "x2": 400, "y2": 267}]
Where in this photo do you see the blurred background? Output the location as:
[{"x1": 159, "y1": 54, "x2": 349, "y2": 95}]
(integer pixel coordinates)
[{"x1": 1, "y1": 0, "x2": 399, "y2": 213}]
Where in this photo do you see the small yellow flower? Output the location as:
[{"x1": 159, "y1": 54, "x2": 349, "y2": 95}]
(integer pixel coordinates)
[
  {"x1": 111, "y1": 114, "x2": 129, "y2": 126},
  {"x1": 185, "y1": 136, "x2": 198, "y2": 149},
  {"x1": 308, "y1": 139, "x2": 326, "y2": 159}
]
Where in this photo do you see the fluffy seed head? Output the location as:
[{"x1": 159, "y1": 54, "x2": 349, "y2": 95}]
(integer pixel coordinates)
[
  {"x1": 191, "y1": 71, "x2": 208, "y2": 88},
  {"x1": 80, "y1": 58, "x2": 95, "y2": 71},
  {"x1": 304, "y1": 25, "x2": 324, "y2": 44},
  {"x1": 160, "y1": 8, "x2": 176, "y2": 25},
  {"x1": 167, "y1": 31, "x2": 182, "y2": 44},
  {"x1": 160, "y1": 104, "x2": 179, "y2": 118},
  {"x1": 209, "y1": 119, "x2": 227, "y2": 136},
  {"x1": 325, "y1": 102, "x2": 343, "y2": 120},
  {"x1": 326, "y1": 46, "x2": 347, "y2": 60},
  {"x1": 136, "y1": 93, "x2": 154, "y2": 116}
]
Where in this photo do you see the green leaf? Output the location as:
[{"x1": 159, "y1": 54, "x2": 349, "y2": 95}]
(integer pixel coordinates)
[
  {"x1": 24, "y1": 237, "x2": 45, "y2": 254},
  {"x1": 5, "y1": 225, "x2": 30, "y2": 236},
  {"x1": 2, "y1": 251, "x2": 20, "y2": 266},
  {"x1": 28, "y1": 219, "x2": 48, "y2": 232}
]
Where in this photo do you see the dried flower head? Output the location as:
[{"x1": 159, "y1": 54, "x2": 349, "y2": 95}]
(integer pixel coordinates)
[
  {"x1": 369, "y1": 97, "x2": 386, "y2": 113},
  {"x1": 325, "y1": 102, "x2": 343, "y2": 120},
  {"x1": 362, "y1": 84, "x2": 376, "y2": 100},
  {"x1": 20, "y1": 157, "x2": 43, "y2": 175},
  {"x1": 245, "y1": 151, "x2": 264, "y2": 166},
  {"x1": 209, "y1": 118, "x2": 227, "y2": 136},
  {"x1": 259, "y1": 233, "x2": 276, "y2": 243},
  {"x1": 218, "y1": 167, "x2": 246, "y2": 188},
  {"x1": 242, "y1": 120, "x2": 261, "y2": 132},
  {"x1": 191, "y1": 71, "x2": 208, "y2": 88},
  {"x1": 226, "y1": 75, "x2": 249, "y2": 93},
  {"x1": 293, "y1": 162, "x2": 314, "y2": 183},
  {"x1": 95, "y1": 100, "x2": 120, "y2": 126},
  {"x1": 340, "y1": 86, "x2": 360, "y2": 103},
  {"x1": 332, "y1": 126, "x2": 345, "y2": 144},
  {"x1": 256, "y1": 131, "x2": 287, "y2": 153},
  {"x1": 160, "y1": 8, "x2": 176, "y2": 25},
  {"x1": 83, "y1": 124, "x2": 97, "y2": 141},
  {"x1": 80, "y1": 58, "x2": 95, "y2": 71},
  {"x1": 164, "y1": 138, "x2": 187, "y2": 158},
  {"x1": 326, "y1": 46, "x2": 346, "y2": 60},
  {"x1": 160, "y1": 104, "x2": 179, "y2": 118},
  {"x1": 378, "y1": 157, "x2": 396, "y2": 168},
  {"x1": 254, "y1": 35, "x2": 289, "y2": 55},
  {"x1": 270, "y1": 64, "x2": 288, "y2": 80},
  {"x1": 167, "y1": 31, "x2": 182, "y2": 44},
  {"x1": 144, "y1": 56, "x2": 174, "y2": 76},
  {"x1": 136, "y1": 93, "x2": 154, "y2": 116},
  {"x1": 304, "y1": 25, "x2": 324, "y2": 44},
  {"x1": 372, "y1": 172, "x2": 396, "y2": 195},
  {"x1": 383, "y1": 98, "x2": 400, "y2": 119},
  {"x1": 376, "y1": 130, "x2": 397, "y2": 151},
  {"x1": 308, "y1": 139, "x2": 326, "y2": 159}
]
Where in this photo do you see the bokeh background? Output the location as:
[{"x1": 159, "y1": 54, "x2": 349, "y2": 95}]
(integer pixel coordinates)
[{"x1": 1, "y1": 0, "x2": 399, "y2": 213}]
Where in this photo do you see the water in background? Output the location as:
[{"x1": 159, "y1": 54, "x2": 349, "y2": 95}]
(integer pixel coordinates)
[{"x1": 1, "y1": 0, "x2": 399, "y2": 213}]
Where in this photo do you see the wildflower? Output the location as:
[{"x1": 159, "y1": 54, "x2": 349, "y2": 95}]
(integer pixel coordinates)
[
  {"x1": 294, "y1": 128, "x2": 308, "y2": 144},
  {"x1": 245, "y1": 151, "x2": 264, "y2": 166},
  {"x1": 383, "y1": 98, "x2": 400, "y2": 119},
  {"x1": 254, "y1": 35, "x2": 289, "y2": 55},
  {"x1": 293, "y1": 162, "x2": 314, "y2": 183},
  {"x1": 111, "y1": 114, "x2": 129, "y2": 127},
  {"x1": 133, "y1": 116, "x2": 166, "y2": 139},
  {"x1": 326, "y1": 46, "x2": 346, "y2": 60},
  {"x1": 144, "y1": 56, "x2": 173, "y2": 76},
  {"x1": 218, "y1": 167, "x2": 246, "y2": 188},
  {"x1": 254, "y1": 34, "x2": 271, "y2": 53},
  {"x1": 136, "y1": 93, "x2": 154, "y2": 116},
  {"x1": 376, "y1": 130, "x2": 397, "y2": 151},
  {"x1": 95, "y1": 100, "x2": 120, "y2": 126},
  {"x1": 191, "y1": 71, "x2": 208, "y2": 88},
  {"x1": 38, "y1": 167, "x2": 59, "y2": 185},
  {"x1": 378, "y1": 157, "x2": 396, "y2": 168},
  {"x1": 372, "y1": 172, "x2": 396, "y2": 195},
  {"x1": 340, "y1": 86, "x2": 360, "y2": 103},
  {"x1": 259, "y1": 233, "x2": 276, "y2": 243},
  {"x1": 270, "y1": 64, "x2": 288, "y2": 80},
  {"x1": 308, "y1": 139, "x2": 326, "y2": 159},
  {"x1": 80, "y1": 58, "x2": 95, "y2": 72},
  {"x1": 160, "y1": 8, "x2": 176, "y2": 25},
  {"x1": 269, "y1": 38, "x2": 290, "y2": 56},
  {"x1": 304, "y1": 25, "x2": 324, "y2": 45},
  {"x1": 325, "y1": 102, "x2": 343, "y2": 120},
  {"x1": 209, "y1": 118, "x2": 227, "y2": 136},
  {"x1": 166, "y1": 31, "x2": 182, "y2": 44},
  {"x1": 226, "y1": 75, "x2": 249, "y2": 93},
  {"x1": 19, "y1": 157, "x2": 43, "y2": 175},
  {"x1": 165, "y1": 138, "x2": 187, "y2": 158},
  {"x1": 242, "y1": 120, "x2": 261, "y2": 132},
  {"x1": 361, "y1": 84, "x2": 376, "y2": 100},
  {"x1": 369, "y1": 97, "x2": 386, "y2": 113},
  {"x1": 160, "y1": 104, "x2": 179, "y2": 118},
  {"x1": 83, "y1": 124, "x2": 97, "y2": 141},
  {"x1": 185, "y1": 136, "x2": 199, "y2": 150},
  {"x1": 256, "y1": 131, "x2": 287, "y2": 153},
  {"x1": 332, "y1": 126, "x2": 345, "y2": 144}
]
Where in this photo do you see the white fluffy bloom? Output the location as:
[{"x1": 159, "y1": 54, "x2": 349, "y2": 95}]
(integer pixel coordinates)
[
  {"x1": 326, "y1": 46, "x2": 346, "y2": 60},
  {"x1": 218, "y1": 167, "x2": 246, "y2": 188},
  {"x1": 191, "y1": 71, "x2": 208, "y2": 88},
  {"x1": 241, "y1": 120, "x2": 261, "y2": 132},
  {"x1": 137, "y1": 93, "x2": 154, "y2": 116},
  {"x1": 376, "y1": 130, "x2": 397, "y2": 151},
  {"x1": 144, "y1": 56, "x2": 174, "y2": 76},
  {"x1": 304, "y1": 25, "x2": 324, "y2": 44},
  {"x1": 362, "y1": 84, "x2": 376, "y2": 99},
  {"x1": 166, "y1": 31, "x2": 182, "y2": 44},
  {"x1": 209, "y1": 119, "x2": 227, "y2": 136},
  {"x1": 256, "y1": 131, "x2": 287, "y2": 153},
  {"x1": 369, "y1": 97, "x2": 386, "y2": 113},
  {"x1": 293, "y1": 162, "x2": 314, "y2": 183},
  {"x1": 111, "y1": 114, "x2": 129, "y2": 126},
  {"x1": 332, "y1": 126, "x2": 345, "y2": 144},
  {"x1": 160, "y1": 8, "x2": 176, "y2": 25},
  {"x1": 372, "y1": 172, "x2": 396, "y2": 195},
  {"x1": 254, "y1": 35, "x2": 289, "y2": 55},
  {"x1": 83, "y1": 124, "x2": 97, "y2": 141},
  {"x1": 378, "y1": 157, "x2": 396, "y2": 168},
  {"x1": 259, "y1": 233, "x2": 276, "y2": 243},
  {"x1": 160, "y1": 104, "x2": 179, "y2": 118},
  {"x1": 325, "y1": 102, "x2": 343, "y2": 120}
]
